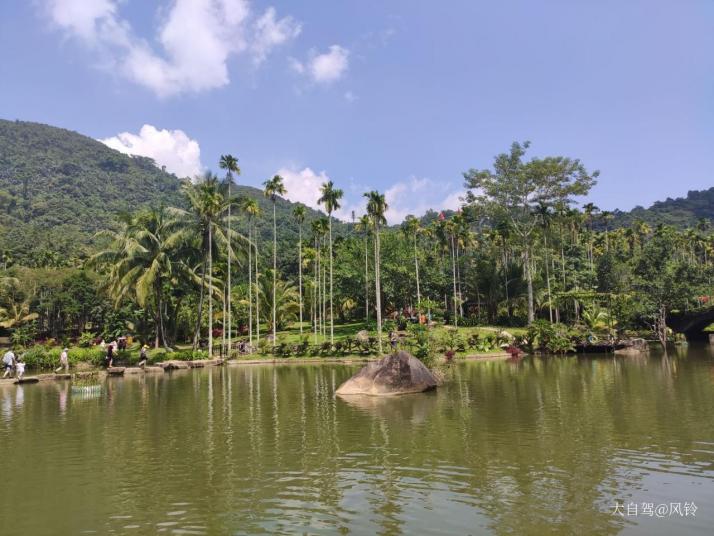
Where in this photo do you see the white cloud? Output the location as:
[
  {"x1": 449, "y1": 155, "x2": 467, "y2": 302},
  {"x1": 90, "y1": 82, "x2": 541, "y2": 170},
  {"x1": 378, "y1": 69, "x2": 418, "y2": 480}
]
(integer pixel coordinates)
[
  {"x1": 276, "y1": 166, "x2": 327, "y2": 209},
  {"x1": 384, "y1": 177, "x2": 464, "y2": 225},
  {"x1": 276, "y1": 167, "x2": 463, "y2": 224},
  {"x1": 43, "y1": 0, "x2": 300, "y2": 97},
  {"x1": 310, "y1": 45, "x2": 349, "y2": 83},
  {"x1": 100, "y1": 124, "x2": 203, "y2": 178},
  {"x1": 251, "y1": 7, "x2": 301, "y2": 64},
  {"x1": 291, "y1": 45, "x2": 349, "y2": 84}
]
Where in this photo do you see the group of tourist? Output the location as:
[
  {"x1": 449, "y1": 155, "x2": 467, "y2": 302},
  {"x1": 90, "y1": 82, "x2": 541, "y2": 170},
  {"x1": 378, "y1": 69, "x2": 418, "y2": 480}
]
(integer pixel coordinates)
[
  {"x1": 1, "y1": 341, "x2": 151, "y2": 380},
  {"x1": 2, "y1": 349, "x2": 26, "y2": 380},
  {"x1": 100, "y1": 339, "x2": 149, "y2": 368}
]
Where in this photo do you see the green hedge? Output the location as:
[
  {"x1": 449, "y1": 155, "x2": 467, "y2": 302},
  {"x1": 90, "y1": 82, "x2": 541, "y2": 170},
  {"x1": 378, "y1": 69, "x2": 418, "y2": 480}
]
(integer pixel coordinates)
[{"x1": 20, "y1": 346, "x2": 106, "y2": 370}]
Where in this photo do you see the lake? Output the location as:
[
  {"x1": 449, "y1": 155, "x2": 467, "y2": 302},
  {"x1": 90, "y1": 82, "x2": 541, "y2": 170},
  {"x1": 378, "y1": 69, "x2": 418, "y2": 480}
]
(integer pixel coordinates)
[{"x1": 1, "y1": 347, "x2": 713, "y2": 535}]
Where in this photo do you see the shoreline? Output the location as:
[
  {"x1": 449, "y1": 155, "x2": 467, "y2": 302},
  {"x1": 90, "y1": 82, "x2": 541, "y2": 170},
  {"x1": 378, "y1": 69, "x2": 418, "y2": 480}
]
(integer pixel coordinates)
[{"x1": 0, "y1": 352, "x2": 512, "y2": 388}]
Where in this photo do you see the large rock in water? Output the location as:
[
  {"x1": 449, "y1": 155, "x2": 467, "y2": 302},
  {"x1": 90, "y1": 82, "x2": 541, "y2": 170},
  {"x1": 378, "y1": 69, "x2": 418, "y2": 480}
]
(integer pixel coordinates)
[{"x1": 336, "y1": 351, "x2": 438, "y2": 396}]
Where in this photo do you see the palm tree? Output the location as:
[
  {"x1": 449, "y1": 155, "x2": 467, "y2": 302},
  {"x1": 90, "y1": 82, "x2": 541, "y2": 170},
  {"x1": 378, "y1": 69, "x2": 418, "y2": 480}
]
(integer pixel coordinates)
[
  {"x1": 318, "y1": 181, "x2": 344, "y2": 345},
  {"x1": 90, "y1": 207, "x2": 186, "y2": 348},
  {"x1": 364, "y1": 191, "x2": 388, "y2": 354},
  {"x1": 401, "y1": 216, "x2": 422, "y2": 312},
  {"x1": 356, "y1": 214, "x2": 371, "y2": 321},
  {"x1": 240, "y1": 197, "x2": 260, "y2": 348},
  {"x1": 293, "y1": 204, "x2": 307, "y2": 334},
  {"x1": 0, "y1": 277, "x2": 38, "y2": 330},
  {"x1": 178, "y1": 173, "x2": 232, "y2": 358},
  {"x1": 219, "y1": 154, "x2": 240, "y2": 357},
  {"x1": 263, "y1": 175, "x2": 286, "y2": 346}
]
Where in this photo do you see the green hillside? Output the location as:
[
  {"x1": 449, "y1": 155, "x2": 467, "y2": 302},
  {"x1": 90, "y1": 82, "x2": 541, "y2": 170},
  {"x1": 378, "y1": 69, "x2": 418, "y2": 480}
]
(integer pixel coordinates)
[
  {"x1": 0, "y1": 119, "x2": 347, "y2": 267},
  {"x1": 609, "y1": 187, "x2": 714, "y2": 228}
]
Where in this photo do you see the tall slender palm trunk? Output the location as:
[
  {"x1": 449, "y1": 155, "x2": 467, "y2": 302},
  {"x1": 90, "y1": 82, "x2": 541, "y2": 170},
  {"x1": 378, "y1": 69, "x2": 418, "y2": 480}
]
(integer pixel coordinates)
[
  {"x1": 524, "y1": 245, "x2": 534, "y2": 324},
  {"x1": 208, "y1": 224, "x2": 213, "y2": 358},
  {"x1": 544, "y1": 233, "x2": 553, "y2": 322},
  {"x1": 374, "y1": 224, "x2": 383, "y2": 354},
  {"x1": 227, "y1": 184, "x2": 232, "y2": 358},
  {"x1": 255, "y1": 233, "x2": 260, "y2": 343},
  {"x1": 364, "y1": 235, "x2": 369, "y2": 321},
  {"x1": 193, "y1": 258, "x2": 206, "y2": 350},
  {"x1": 248, "y1": 218, "x2": 253, "y2": 348},
  {"x1": 450, "y1": 234, "x2": 458, "y2": 327},
  {"x1": 298, "y1": 224, "x2": 303, "y2": 334},
  {"x1": 272, "y1": 202, "x2": 277, "y2": 347},
  {"x1": 328, "y1": 216, "x2": 334, "y2": 345},
  {"x1": 414, "y1": 235, "x2": 421, "y2": 310}
]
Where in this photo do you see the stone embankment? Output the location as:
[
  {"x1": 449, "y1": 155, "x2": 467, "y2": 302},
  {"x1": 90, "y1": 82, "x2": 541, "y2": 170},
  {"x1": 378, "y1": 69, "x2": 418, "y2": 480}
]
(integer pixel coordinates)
[{"x1": 0, "y1": 358, "x2": 225, "y2": 386}]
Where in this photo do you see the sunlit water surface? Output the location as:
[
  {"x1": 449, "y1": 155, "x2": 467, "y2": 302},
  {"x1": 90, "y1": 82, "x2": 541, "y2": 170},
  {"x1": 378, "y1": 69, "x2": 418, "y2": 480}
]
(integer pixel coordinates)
[{"x1": 2, "y1": 346, "x2": 714, "y2": 535}]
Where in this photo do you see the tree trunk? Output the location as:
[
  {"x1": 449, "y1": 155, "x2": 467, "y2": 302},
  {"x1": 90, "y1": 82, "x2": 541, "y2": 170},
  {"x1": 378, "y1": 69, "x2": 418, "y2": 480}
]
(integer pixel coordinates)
[
  {"x1": 255, "y1": 229, "x2": 260, "y2": 343},
  {"x1": 248, "y1": 218, "x2": 253, "y2": 348},
  {"x1": 328, "y1": 215, "x2": 334, "y2": 345},
  {"x1": 450, "y1": 235, "x2": 458, "y2": 327},
  {"x1": 298, "y1": 223, "x2": 303, "y2": 335},
  {"x1": 374, "y1": 223, "x2": 383, "y2": 354},
  {"x1": 544, "y1": 233, "x2": 553, "y2": 322},
  {"x1": 525, "y1": 245, "x2": 534, "y2": 324},
  {"x1": 414, "y1": 234, "x2": 421, "y2": 310},
  {"x1": 227, "y1": 184, "x2": 232, "y2": 358},
  {"x1": 193, "y1": 258, "x2": 207, "y2": 350},
  {"x1": 272, "y1": 201, "x2": 277, "y2": 347},
  {"x1": 364, "y1": 235, "x2": 370, "y2": 321},
  {"x1": 208, "y1": 223, "x2": 213, "y2": 358}
]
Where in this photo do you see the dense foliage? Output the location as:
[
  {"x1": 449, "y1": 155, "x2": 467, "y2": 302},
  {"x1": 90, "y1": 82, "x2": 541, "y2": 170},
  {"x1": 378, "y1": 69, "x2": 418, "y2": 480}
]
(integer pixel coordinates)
[{"x1": 0, "y1": 121, "x2": 713, "y2": 357}]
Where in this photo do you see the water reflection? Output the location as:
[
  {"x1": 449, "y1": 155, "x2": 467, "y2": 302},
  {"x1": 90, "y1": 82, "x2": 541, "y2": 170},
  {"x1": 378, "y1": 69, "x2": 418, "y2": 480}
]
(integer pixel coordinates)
[{"x1": 0, "y1": 350, "x2": 713, "y2": 535}]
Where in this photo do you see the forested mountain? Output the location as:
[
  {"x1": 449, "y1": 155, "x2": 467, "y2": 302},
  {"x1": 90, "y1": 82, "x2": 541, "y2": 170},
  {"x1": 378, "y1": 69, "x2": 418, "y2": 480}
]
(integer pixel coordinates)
[
  {"x1": 0, "y1": 119, "x2": 346, "y2": 267},
  {"x1": 608, "y1": 187, "x2": 714, "y2": 228},
  {"x1": 1, "y1": 118, "x2": 711, "y2": 271}
]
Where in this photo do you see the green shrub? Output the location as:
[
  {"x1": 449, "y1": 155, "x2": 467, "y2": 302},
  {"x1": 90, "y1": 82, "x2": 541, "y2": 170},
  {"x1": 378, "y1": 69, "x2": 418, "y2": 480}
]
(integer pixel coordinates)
[
  {"x1": 78, "y1": 331, "x2": 96, "y2": 347},
  {"x1": 407, "y1": 324, "x2": 434, "y2": 366},
  {"x1": 169, "y1": 349, "x2": 208, "y2": 361},
  {"x1": 21, "y1": 346, "x2": 50, "y2": 369}
]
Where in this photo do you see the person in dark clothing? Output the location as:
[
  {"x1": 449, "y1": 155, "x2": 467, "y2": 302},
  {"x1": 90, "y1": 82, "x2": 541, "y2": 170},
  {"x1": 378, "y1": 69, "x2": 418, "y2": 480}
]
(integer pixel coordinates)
[{"x1": 106, "y1": 344, "x2": 114, "y2": 368}]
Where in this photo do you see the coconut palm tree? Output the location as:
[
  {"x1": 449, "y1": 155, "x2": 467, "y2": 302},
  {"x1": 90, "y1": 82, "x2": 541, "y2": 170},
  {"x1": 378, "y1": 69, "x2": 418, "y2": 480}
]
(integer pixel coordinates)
[
  {"x1": 90, "y1": 207, "x2": 187, "y2": 348},
  {"x1": 293, "y1": 204, "x2": 307, "y2": 334},
  {"x1": 356, "y1": 214, "x2": 371, "y2": 321},
  {"x1": 263, "y1": 175, "x2": 286, "y2": 346},
  {"x1": 317, "y1": 181, "x2": 344, "y2": 345},
  {"x1": 178, "y1": 173, "x2": 232, "y2": 358},
  {"x1": 240, "y1": 197, "x2": 260, "y2": 348},
  {"x1": 219, "y1": 154, "x2": 240, "y2": 357},
  {"x1": 364, "y1": 191, "x2": 388, "y2": 354}
]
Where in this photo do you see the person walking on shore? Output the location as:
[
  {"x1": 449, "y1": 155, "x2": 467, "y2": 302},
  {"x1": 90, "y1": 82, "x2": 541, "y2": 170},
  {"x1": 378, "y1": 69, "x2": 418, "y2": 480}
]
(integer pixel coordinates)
[
  {"x1": 2, "y1": 349, "x2": 15, "y2": 379},
  {"x1": 15, "y1": 357, "x2": 25, "y2": 380},
  {"x1": 137, "y1": 345, "x2": 148, "y2": 368},
  {"x1": 106, "y1": 343, "x2": 114, "y2": 368},
  {"x1": 55, "y1": 348, "x2": 69, "y2": 373}
]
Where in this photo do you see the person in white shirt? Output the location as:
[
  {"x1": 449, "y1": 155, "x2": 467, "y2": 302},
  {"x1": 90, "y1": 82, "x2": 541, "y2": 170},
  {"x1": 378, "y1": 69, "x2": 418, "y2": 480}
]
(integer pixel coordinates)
[
  {"x1": 15, "y1": 357, "x2": 25, "y2": 380},
  {"x1": 55, "y1": 348, "x2": 69, "y2": 373},
  {"x1": 2, "y1": 350, "x2": 15, "y2": 378}
]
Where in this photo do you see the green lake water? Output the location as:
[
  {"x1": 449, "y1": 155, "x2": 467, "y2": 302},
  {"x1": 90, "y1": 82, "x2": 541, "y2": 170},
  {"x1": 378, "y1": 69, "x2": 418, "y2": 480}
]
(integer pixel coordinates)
[{"x1": 1, "y1": 347, "x2": 713, "y2": 535}]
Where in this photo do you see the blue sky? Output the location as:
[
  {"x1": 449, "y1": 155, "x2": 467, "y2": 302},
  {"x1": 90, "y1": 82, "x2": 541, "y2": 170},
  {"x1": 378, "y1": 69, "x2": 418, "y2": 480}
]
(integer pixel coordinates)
[{"x1": 1, "y1": 1, "x2": 713, "y2": 223}]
